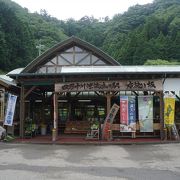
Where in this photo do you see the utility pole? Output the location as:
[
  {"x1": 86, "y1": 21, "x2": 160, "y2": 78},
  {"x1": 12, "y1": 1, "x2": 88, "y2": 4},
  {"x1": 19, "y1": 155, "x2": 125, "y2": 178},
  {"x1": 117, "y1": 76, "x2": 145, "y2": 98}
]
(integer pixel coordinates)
[{"x1": 36, "y1": 40, "x2": 45, "y2": 56}]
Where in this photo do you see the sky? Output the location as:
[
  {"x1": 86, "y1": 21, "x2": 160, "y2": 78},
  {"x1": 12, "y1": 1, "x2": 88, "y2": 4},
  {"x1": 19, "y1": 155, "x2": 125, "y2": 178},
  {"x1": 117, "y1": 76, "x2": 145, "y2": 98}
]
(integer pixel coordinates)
[{"x1": 12, "y1": 0, "x2": 154, "y2": 20}]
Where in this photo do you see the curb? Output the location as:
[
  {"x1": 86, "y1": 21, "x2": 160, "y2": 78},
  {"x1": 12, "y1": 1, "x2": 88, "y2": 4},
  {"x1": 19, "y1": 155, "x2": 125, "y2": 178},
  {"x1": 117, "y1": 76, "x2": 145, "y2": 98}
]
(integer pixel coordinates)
[{"x1": 4, "y1": 139, "x2": 180, "y2": 146}]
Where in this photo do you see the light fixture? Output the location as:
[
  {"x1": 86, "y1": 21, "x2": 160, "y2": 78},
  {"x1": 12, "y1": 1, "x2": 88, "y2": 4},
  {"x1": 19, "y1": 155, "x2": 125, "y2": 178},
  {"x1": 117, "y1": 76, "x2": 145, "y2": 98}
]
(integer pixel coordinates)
[
  {"x1": 58, "y1": 100, "x2": 68, "y2": 102},
  {"x1": 35, "y1": 100, "x2": 42, "y2": 102},
  {"x1": 78, "y1": 100, "x2": 91, "y2": 102}
]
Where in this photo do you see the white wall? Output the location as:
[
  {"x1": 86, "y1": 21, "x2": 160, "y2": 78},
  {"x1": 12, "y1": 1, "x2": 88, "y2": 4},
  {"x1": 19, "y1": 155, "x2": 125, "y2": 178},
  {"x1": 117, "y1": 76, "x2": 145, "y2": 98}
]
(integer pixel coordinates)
[{"x1": 163, "y1": 78, "x2": 180, "y2": 96}]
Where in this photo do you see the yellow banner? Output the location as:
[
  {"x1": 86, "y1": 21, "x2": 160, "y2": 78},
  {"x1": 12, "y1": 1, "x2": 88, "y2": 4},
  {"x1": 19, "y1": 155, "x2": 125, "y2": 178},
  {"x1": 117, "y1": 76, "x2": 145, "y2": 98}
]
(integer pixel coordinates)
[{"x1": 164, "y1": 97, "x2": 175, "y2": 125}]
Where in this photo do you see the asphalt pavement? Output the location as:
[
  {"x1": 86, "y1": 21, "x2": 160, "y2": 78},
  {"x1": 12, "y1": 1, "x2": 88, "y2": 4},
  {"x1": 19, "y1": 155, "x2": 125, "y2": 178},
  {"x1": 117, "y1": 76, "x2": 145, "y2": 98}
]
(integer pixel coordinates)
[{"x1": 0, "y1": 143, "x2": 180, "y2": 180}]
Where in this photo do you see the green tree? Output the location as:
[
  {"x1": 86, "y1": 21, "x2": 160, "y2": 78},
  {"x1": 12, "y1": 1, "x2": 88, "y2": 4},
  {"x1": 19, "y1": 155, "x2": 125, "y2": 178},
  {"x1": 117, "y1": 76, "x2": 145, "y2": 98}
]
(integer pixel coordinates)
[{"x1": 144, "y1": 59, "x2": 180, "y2": 65}]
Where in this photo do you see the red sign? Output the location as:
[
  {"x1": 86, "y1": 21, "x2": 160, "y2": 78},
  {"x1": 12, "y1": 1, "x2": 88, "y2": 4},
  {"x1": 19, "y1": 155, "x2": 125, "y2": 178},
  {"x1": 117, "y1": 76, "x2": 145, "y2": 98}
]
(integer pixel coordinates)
[
  {"x1": 102, "y1": 103, "x2": 119, "y2": 140},
  {"x1": 120, "y1": 96, "x2": 128, "y2": 125}
]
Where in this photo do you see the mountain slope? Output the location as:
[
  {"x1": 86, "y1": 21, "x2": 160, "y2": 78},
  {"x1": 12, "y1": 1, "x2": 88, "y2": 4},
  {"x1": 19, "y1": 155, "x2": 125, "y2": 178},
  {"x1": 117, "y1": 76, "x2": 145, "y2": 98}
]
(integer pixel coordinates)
[{"x1": 0, "y1": 0, "x2": 179, "y2": 72}]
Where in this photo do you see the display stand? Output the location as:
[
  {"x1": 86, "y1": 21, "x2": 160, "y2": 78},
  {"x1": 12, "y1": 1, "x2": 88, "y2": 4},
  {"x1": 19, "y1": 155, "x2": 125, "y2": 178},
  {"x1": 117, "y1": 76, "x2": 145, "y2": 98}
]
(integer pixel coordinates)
[
  {"x1": 172, "y1": 124, "x2": 180, "y2": 140},
  {"x1": 86, "y1": 129, "x2": 99, "y2": 139},
  {"x1": 24, "y1": 118, "x2": 33, "y2": 138}
]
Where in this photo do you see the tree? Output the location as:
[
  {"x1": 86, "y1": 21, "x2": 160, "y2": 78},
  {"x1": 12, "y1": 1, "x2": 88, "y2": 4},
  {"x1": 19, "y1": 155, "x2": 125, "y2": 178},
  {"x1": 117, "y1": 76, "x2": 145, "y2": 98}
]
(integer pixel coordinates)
[{"x1": 144, "y1": 59, "x2": 180, "y2": 65}]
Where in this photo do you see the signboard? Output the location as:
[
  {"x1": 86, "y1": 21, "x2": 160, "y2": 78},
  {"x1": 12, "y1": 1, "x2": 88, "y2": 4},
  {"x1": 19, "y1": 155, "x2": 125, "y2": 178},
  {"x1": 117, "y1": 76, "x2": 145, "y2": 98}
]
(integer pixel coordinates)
[
  {"x1": 120, "y1": 96, "x2": 136, "y2": 132},
  {"x1": 4, "y1": 94, "x2": 17, "y2": 126},
  {"x1": 164, "y1": 97, "x2": 175, "y2": 126},
  {"x1": 0, "y1": 89, "x2": 5, "y2": 122},
  {"x1": 120, "y1": 96, "x2": 128, "y2": 125},
  {"x1": 138, "y1": 96, "x2": 153, "y2": 132},
  {"x1": 128, "y1": 96, "x2": 136, "y2": 126},
  {"x1": 102, "y1": 103, "x2": 119, "y2": 140},
  {"x1": 55, "y1": 80, "x2": 162, "y2": 92}
]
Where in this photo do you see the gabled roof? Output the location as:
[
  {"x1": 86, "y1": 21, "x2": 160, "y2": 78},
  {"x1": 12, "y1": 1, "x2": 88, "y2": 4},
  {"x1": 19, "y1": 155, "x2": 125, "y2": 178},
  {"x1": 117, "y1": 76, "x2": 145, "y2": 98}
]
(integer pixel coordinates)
[
  {"x1": 0, "y1": 75, "x2": 17, "y2": 88},
  {"x1": 22, "y1": 36, "x2": 120, "y2": 73},
  {"x1": 8, "y1": 66, "x2": 180, "y2": 80}
]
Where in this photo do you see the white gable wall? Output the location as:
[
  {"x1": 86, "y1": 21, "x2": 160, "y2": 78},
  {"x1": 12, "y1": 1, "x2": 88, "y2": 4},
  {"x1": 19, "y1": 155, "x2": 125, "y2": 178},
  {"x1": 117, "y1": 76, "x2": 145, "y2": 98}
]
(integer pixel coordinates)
[{"x1": 163, "y1": 78, "x2": 180, "y2": 96}]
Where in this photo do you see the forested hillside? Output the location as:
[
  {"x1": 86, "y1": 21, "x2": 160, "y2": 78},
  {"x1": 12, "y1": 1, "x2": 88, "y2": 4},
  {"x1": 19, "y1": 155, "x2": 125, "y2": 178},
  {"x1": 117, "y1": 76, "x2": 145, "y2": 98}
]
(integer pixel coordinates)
[{"x1": 0, "y1": 0, "x2": 179, "y2": 72}]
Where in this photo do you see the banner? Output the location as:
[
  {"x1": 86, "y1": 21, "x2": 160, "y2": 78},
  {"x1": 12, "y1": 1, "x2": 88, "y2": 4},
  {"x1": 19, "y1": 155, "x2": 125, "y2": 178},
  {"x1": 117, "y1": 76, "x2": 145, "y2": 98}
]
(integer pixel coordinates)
[
  {"x1": 138, "y1": 96, "x2": 153, "y2": 132},
  {"x1": 0, "y1": 89, "x2": 5, "y2": 122},
  {"x1": 102, "y1": 103, "x2": 119, "y2": 140},
  {"x1": 128, "y1": 96, "x2": 136, "y2": 131},
  {"x1": 120, "y1": 96, "x2": 136, "y2": 132},
  {"x1": 164, "y1": 97, "x2": 175, "y2": 126},
  {"x1": 55, "y1": 79, "x2": 162, "y2": 92},
  {"x1": 120, "y1": 96, "x2": 128, "y2": 125},
  {"x1": 4, "y1": 94, "x2": 17, "y2": 126}
]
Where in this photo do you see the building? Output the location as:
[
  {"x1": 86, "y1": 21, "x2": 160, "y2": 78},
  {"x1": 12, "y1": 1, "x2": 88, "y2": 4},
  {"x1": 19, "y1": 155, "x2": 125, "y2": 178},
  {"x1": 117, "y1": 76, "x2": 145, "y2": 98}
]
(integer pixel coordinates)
[
  {"x1": 8, "y1": 36, "x2": 180, "y2": 141},
  {"x1": 0, "y1": 74, "x2": 20, "y2": 135}
]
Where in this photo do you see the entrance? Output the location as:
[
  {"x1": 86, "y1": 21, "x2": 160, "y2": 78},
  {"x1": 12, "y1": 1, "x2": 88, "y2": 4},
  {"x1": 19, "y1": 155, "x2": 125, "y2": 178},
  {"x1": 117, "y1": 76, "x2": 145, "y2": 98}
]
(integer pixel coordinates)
[{"x1": 58, "y1": 96, "x2": 106, "y2": 137}]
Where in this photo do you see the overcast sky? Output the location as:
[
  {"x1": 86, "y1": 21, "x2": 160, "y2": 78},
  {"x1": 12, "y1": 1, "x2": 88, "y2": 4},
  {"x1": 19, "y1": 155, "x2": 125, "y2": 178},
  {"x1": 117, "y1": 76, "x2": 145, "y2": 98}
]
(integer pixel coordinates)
[{"x1": 12, "y1": 0, "x2": 154, "y2": 20}]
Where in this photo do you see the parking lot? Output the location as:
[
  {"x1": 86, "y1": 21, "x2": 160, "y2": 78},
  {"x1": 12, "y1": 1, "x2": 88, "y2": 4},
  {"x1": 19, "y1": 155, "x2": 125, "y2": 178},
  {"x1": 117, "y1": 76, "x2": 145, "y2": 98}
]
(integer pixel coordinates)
[{"x1": 0, "y1": 143, "x2": 180, "y2": 180}]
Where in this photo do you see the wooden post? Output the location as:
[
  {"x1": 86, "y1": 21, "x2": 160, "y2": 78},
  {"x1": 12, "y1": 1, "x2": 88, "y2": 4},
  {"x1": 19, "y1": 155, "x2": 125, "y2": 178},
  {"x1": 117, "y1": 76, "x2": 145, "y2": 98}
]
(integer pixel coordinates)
[
  {"x1": 68, "y1": 101, "x2": 72, "y2": 120},
  {"x1": 159, "y1": 91, "x2": 164, "y2": 140},
  {"x1": 52, "y1": 92, "x2": 58, "y2": 141},
  {"x1": 106, "y1": 92, "x2": 112, "y2": 114},
  {"x1": 20, "y1": 85, "x2": 25, "y2": 138},
  {"x1": 41, "y1": 92, "x2": 45, "y2": 125}
]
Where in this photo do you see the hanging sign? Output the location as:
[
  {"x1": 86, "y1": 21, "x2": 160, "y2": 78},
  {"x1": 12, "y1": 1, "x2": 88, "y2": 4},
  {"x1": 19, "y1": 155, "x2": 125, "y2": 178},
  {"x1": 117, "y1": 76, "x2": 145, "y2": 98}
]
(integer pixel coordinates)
[
  {"x1": 138, "y1": 96, "x2": 153, "y2": 132},
  {"x1": 128, "y1": 96, "x2": 136, "y2": 131},
  {"x1": 4, "y1": 93, "x2": 17, "y2": 126},
  {"x1": 102, "y1": 103, "x2": 119, "y2": 140},
  {"x1": 120, "y1": 96, "x2": 128, "y2": 125},
  {"x1": 120, "y1": 96, "x2": 136, "y2": 132},
  {"x1": 55, "y1": 79, "x2": 162, "y2": 92},
  {"x1": 0, "y1": 89, "x2": 5, "y2": 122},
  {"x1": 164, "y1": 97, "x2": 175, "y2": 126}
]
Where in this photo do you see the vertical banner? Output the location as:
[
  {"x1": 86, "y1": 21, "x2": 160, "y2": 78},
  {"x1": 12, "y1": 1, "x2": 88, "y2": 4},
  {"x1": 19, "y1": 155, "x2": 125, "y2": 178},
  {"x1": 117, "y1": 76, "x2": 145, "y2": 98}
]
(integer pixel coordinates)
[
  {"x1": 128, "y1": 96, "x2": 136, "y2": 132},
  {"x1": 102, "y1": 103, "x2": 119, "y2": 140},
  {"x1": 0, "y1": 89, "x2": 5, "y2": 122},
  {"x1": 138, "y1": 96, "x2": 153, "y2": 132},
  {"x1": 120, "y1": 96, "x2": 136, "y2": 132},
  {"x1": 4, "y1": 93, "x2": 17, "y2": 126},
  {"x1": 120, "y1": 96, "x2": 128, "y2": 125},
  {"x1": 164, "y1": 97, "x2": 175, "y2": 126}
]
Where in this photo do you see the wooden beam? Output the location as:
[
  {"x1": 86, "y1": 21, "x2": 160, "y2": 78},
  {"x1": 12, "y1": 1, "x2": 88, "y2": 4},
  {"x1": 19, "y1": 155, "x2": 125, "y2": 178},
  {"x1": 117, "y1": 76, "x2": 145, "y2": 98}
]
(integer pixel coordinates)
[
  {"x1": 113, "y1": 91, "x2": 119, "y2": 96},
  {"x1": 95, "y1": 91, "x2": 101, "y2": 96},
  {"x1": 171, "y1": 91, "x2": 180, "y2": 101},
  {"x1": 74, "y1": 92, "x2": 81, "y2": 97},
  {"x1": 132, "y1": 91, "x2": 139, "y2": 96},
  {"x1": 24, "y1": 86, "x2": 36, "y2": 99}
]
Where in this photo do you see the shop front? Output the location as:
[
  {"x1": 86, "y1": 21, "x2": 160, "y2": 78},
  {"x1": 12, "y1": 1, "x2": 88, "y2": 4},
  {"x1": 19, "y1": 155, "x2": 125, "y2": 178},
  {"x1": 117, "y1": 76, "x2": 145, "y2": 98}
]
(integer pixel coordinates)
[{"x1": 8, "y1": 36, "x2": 180, "y2": 142}]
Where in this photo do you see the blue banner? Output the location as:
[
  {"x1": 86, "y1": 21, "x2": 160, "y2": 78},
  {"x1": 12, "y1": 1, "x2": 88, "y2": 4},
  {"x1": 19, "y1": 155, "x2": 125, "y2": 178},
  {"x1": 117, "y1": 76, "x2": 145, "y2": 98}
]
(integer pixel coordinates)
[
  {"x1": 120, "y1": 96, "x2": 136, "y2": 132},
  {"x1": 4, "y1": 94, "x2": 17, "y2": 126},
  {"x1": 128, "y1": 96, "x2": 136, "y2": 125}
]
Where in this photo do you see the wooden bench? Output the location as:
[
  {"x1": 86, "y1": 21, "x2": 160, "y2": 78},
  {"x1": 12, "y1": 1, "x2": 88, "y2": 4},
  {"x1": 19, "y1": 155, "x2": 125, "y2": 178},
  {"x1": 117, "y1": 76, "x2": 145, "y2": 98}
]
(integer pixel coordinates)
[
  {"x1": 111, "y1": 123, "x2": 161, "y2": 138},
  {"x1": 64, "y1": 121, "x2": 90, "y2": 134},
  {"x1": 111, "y1": 123, "x2": 160, "y2": 131}
]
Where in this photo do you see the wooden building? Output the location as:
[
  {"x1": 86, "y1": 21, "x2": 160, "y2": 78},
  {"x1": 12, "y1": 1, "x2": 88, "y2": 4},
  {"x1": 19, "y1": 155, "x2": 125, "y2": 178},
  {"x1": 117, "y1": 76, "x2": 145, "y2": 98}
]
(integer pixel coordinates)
[
  {"x1": 8, "y1": 36, "x2": 180, "y2": 141},
  {"x1": 0, "y1": 75, "x2": 20, "y2": 135}
]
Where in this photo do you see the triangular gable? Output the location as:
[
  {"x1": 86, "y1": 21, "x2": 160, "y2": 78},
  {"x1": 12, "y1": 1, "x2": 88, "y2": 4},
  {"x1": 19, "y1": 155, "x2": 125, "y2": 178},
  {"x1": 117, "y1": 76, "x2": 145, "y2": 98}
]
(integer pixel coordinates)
[{"x1": 22, "y1": 36, "x2": 120, "y2": 74}]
